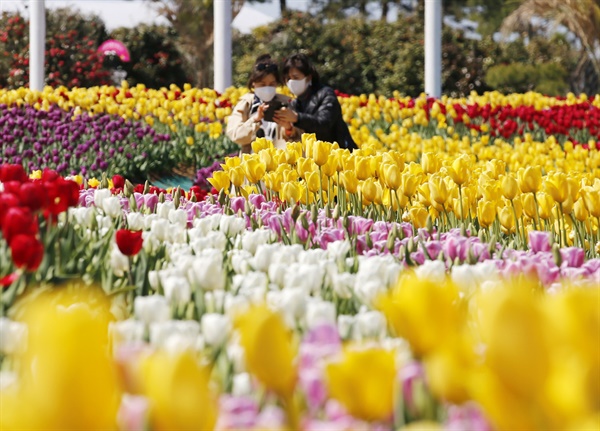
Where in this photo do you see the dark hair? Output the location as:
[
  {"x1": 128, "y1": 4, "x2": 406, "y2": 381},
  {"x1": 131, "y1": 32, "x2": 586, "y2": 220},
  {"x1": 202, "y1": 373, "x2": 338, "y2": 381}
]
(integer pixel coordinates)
[
  {"x1": 282, "y1": 53, "x2": 320, "y2": 86},
  {"x1": 247, "y1": 54, "x2": 281, "y2": 89}
]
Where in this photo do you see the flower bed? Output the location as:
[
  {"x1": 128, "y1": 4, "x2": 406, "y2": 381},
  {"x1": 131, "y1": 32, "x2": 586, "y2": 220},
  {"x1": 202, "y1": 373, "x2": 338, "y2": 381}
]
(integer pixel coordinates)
[{"x1": 0, "y1": 87, "x2": 599, "y2": 431}]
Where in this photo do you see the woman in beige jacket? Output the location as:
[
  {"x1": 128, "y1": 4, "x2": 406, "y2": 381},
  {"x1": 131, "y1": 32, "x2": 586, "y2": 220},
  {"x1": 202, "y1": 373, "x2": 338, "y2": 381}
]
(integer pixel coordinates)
[{"x1": 226, "y1": 54, "x2": 298, "y2": 153}]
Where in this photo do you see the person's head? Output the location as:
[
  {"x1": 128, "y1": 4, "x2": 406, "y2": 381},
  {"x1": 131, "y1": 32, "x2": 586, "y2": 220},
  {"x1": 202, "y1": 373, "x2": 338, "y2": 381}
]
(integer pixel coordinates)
[
  {"x1": 282, "y1": 53, "x2": 320, "y2": 96},
  {"x1": 247, "y1": 54, "x2": 281, "y2": 102}
]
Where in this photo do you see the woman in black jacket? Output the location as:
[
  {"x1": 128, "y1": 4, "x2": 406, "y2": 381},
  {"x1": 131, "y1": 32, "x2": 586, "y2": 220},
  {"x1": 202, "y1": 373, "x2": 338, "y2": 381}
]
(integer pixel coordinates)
[{"x1": 274, "y1": 53, "x2": 358, "y2": 151}]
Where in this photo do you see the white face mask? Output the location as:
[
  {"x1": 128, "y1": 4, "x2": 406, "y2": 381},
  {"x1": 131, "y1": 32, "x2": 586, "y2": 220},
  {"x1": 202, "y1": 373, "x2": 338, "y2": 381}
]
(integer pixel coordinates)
[
  {"x1": 254, "y1": 86, "x2": 276, "y2": 102},
  {"x1": 287, "y1": 78, "x2": 309, "y2": 96}
]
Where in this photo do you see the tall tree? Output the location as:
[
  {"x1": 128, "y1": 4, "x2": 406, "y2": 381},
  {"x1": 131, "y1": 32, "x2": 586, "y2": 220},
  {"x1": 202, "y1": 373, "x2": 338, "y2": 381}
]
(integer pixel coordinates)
[
  {"x1": 147, "y1": 0, "x2": 244, "y2": 87},
  {"x1": 501, "y1": 0, "x2": 600, "y2": 92}
]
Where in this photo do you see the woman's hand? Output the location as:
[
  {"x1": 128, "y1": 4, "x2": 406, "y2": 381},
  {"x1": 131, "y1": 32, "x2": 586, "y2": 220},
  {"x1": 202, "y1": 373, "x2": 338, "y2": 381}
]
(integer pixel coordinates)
[
  {"x1": 252, "y1": 104, "x2": 267, "y2": 122},
  {"x1": 274, "y1": 107, "x2": 298, "y2": 124},
  {"x1": 273, "y1": 117, "x2": 294, "y2": 132}
]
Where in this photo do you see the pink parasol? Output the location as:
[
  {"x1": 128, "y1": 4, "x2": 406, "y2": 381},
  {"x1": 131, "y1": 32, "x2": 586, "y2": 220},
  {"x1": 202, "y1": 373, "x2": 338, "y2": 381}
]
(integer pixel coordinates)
[{"x1": 98, "y1": 40, "x2": 131, "y2": 62}]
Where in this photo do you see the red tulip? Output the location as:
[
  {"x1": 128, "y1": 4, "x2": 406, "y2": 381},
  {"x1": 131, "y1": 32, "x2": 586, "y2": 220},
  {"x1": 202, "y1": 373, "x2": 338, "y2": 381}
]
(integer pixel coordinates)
[
  {"x1": 112, "y1": 175, "x2": 125, "y2": 190},
  {"x1": 19, "y1": 181, "x2": 48, "y2": 212},
  {"x1": 1, "y1": 207, "x2": 38, "y2": 244},
  {"x1": 0, "y1": 164, "x2": 27, "y2": 183},
  {"x1": 9, "y1": 234, "x2": 44, "y2": 271},
  {"x1": 0, "y1": 192, "x2": 21, "y2": 227},
  {"x1": 44, "y1": 178, "x2": 80, "y2": 216},
  {"x1": 115, "y1": 229, "x2": 144, "y2": 256}
]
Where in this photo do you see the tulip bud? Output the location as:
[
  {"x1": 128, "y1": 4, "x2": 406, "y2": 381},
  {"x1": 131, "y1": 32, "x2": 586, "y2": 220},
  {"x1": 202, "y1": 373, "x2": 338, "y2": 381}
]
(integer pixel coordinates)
[
  {"x1": 158, "y1": 192, "x2": 165, "y2": 204},
  {"x1": 173, "y1": 187, "x2": 181, "y2": 210},
  {"x1": 129, "y1": 194, "x2": 138, "y2": 212},
  {"x1": 124, "y1": 179, "x2": 135, "y2": 198},
  {"x1": 143, "y1": 180, "x2": 150, "y2": 194},
  {"x1": 101, "y1": 173, "x2": 109, "y2": 189}
]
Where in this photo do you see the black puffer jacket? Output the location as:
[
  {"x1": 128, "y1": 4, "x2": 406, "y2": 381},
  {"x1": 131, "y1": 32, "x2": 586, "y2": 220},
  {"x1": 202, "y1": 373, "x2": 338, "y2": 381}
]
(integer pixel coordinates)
[{"x1": 291, "y1": 84, "x2": 358, "y2": 151}]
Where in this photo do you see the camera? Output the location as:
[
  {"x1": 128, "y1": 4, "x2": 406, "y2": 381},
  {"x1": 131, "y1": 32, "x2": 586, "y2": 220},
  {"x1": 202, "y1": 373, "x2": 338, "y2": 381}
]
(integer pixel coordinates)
[{"x1": 263, "y1": 100, "x2": 287, "y2": 122}]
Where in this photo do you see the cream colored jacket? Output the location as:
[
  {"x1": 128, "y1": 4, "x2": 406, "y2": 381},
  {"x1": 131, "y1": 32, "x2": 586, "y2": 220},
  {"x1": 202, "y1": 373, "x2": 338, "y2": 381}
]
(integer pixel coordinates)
[{"x1": 226, "y1": 93, "x2": 299, "y2": 152}]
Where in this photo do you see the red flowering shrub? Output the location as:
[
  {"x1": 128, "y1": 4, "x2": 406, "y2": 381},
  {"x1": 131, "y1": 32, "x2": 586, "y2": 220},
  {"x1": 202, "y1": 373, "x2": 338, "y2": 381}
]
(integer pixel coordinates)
[{"x1": 0, "y1": 9, "x2": 111, "y2": 89}]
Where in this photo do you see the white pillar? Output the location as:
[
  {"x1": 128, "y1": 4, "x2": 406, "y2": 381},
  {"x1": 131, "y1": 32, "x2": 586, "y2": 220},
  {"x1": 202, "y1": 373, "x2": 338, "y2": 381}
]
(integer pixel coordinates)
[
  {"x1": 214, "y1": 0, "x2": 232, "y2": 93},
  {"x1": 424, "y1": 0, "x2": 442, "y2": 98},
  {"x1": 29, "y1": 0, "x2": 46, "y2": 91}
]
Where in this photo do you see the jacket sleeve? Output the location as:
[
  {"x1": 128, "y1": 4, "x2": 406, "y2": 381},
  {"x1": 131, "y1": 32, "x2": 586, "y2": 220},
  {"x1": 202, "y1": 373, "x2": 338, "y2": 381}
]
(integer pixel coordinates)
[
  {"x1": 293, "y1": 88, "x2": 341, "y2": 137},
  {"x1": 226, "y1": 98, "x2": 261, "y2": 146}
]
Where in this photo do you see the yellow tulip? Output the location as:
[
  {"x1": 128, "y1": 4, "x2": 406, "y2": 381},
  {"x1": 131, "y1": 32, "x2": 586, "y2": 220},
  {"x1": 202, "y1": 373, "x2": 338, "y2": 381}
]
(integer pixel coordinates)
[
  {"x1": 264, "y1": 171, "x2": 283, "y2": 193},
  {"x1": 208, "y1": 170, "x2": 231, "y2": 192},
  {"x1": 422, "y1": 152, "x2": 441, "y2": 174},
  {"x1": 297, "y1": 157, "x2": 317, "y2": 179},
  {"x1": 521, "y1": 192, "x2": 536, "y2": 220},
  {"x1": 234, "y1": 305, "x2": 297, "y2": 396},
  {"x1": 501, "y1": 174, "x2": 520, "y2": 200},
  {"x1": 355, "y1": 156, "x2": 373, "y2": 181},
  {"x1": 251, "y1": 137, "x2": 273, "y2": 153},
  {"x1": 228, "y1": 165, "x2": 245, "y2": 188},
  {"x1": 537, "y1": 191, "x2": 555, "y2": 220},
  {"x1": 88, "y1": 177, "x2": 100, "y2": 188},
  {"x1": 243, "y1": 155, "x2": 266, "y2": 184},
  {"x1": 428, "y1": 175, "x2": 449, "y2": 207},
  {"x1": 326, "y1": 347, "x2": 396, "y2": 422},
  {"x1": 258, "y1": 148, "x2": 277, "y2": 172},
  {"x1": 498, "y1": 205, "x2": 516, "y2": 233},
  {"x1": 449, "y1": 154, "x2": 471, "y2": 186},
  {"x1": 311, "y1": 140, "x2": 331, "y2": 167},
  {"x1": 377, "y1": 273, "x2": 463, "y2": 358},
  {"x1": 401, "y1": 172, "x2": 420, "y2": 198},
  {"x1": 573, "y1": 197, "x2": 589, "y2": 221},
  {"x1": 302, "y1": 133, "x2": 317, "y2": 155},
  {"x1": 581, "y1": 186, "x2": 600, "y2": 217},
  {"x1": 141, "y1": 351, "x2": 217, "y2": 431},
  {"x1": 409, "y1": 205, "x2": 429, "y2": 229},
  {"x1": 285, "y1": 142, "x2": 302, "y2": 165},
  {"x1": 305, "y1": 170, "x2": 321, "y2": 194},
  {"x1": 518, "y1": 166, "x2": 542, "y2": 194},
  {"x1": 382, "y1": 163, "x2": 402, "y2": 190},
  {"x1": 544, "y1": 172, "x2": 568, "y2": 203},
  {"x1": 322, "y1": 153, "x2": 338, "y2": 177},
  {"x1": 477, "y1": 200, "x2": 497, "y2": 228},
  {"x1": 360, "y1": 178, "x2": 379, "y2": 204},
  {"x1": 0, "y1": 286, "x2": 120, "y2": 431},
  {"x1": 340, "y1": 170, "x2": 359, "y2": 194},
  {"x1": 281, "y1": 181, "x2": 301, "y2": 204},
  {"x1": 399, "y1": 421, "x2": 443, "y2": 431}
]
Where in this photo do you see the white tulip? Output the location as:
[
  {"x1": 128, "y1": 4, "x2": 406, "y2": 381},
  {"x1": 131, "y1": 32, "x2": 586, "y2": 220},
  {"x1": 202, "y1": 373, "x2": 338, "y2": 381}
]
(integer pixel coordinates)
[
  {"x1": 232, "y1": 372, "x2": 253, "y2": 396},
  {"x1": 224, "y1": 293, "x2": 250, "y2": 316},
  {"x1": 126, "y1": 212, "x2": 146, "y2": 231},
  {"x1": 227, "y1": 338, "x2": 246, "y2": 373},
  {"x1": 149, "y1": 320, "x2": 201, "y2": 352},
  {"x1": 327, "y1": 240, "x2": 351, "y2": 262},
  {"x1": 241, "y1": 229, "x2": 275, "y2": 254},
  {"x1": 330, "y1": 271, "x2": 355, "y2": 299},
  {"x1": 110, "y1": 319, "x2": 145, "y2": 346},
  {"x1": 232, "y1": 271, "x2": 268, "y2": 292},
  {"x1": 0, "y1": 318, "x2": 27, "y2": 355},
  {"x1": 229, "y1": 249, "x2": 253, "y2": 274},
  {"x1": 168, "y1": 225, "x2": 188, "y2": 244},
  {"x1": 96, "y1": 214, "x2": 113, "y2": 230},
  {"x1": 268, "y1": 263, "x2": 288, "y2": 287},
  {"x1": 143, "y1": 213, "x2": 159, "y2": 230},
  {"x1": 103, "y1": 196, "x2": 123, "y2": 218},
  {"x1": 94, "y1": 188, "x2": 112, "y2": 209},
  {"x1": 161, "y1": 274, "x2": 191, "y2": 306},
  {"x1": 415, "y1": 259, "x2": 447, "y2": 284},
  {"x1": 253, "y1": 244, "x2": 280, "y2": 272},
  {"x1": 355, "y1": 310, "x2": 386, "y2": 340},
  {"x1": 193, "y1": 214, "x2": 222, "y2": 234},
  {"x1": 188, "y1": 249, "x2": 226, "y2": 291},
  {"x1": 156, "y1": 201, "x2": 175, "y2": 219},
  {"x1": 110, "y1": 246, "x2": 130, "y2": 277},
  {"x1": 141, "y1": 230, "x2": 161, "y2": 254},
  {"x1": 284, "y1": 263, "x2": 324, "y2": 294},
  {"x1": 305, "y1": 299, "x2": 336, "y2": 329},
  {"x1": 278, "y1": 287, "x2": 307, "y2": 326},
  {"x1": 354, "y1": 279, "x2": 386, "y2": 307},
  {"x1": 298, "y1": 248, "x2": 328, "y2": 265},
  {"x1": 168, "y1": 208, "x2": 188, "y2": 228},
  {"x1": 219, "y1": 215, "x2": 246, "y2": 237},
  {"x1": 201, "y1": 313, "x2": 231, "y2": 347},
  {"x1": 71, "y1": 206, "x2": 96, "y2": 229},
  {"x1": 271, "y1": 244, "x2": 303, "y2": 264},
  {"x1": 150, "y1": 218, "x2": 170, "y2": 242},
  {"x1": 134, "y1": 295, "x2": 171, "y2": 326},
  {"x1": 337, "y1": 315, "x2": 355, "y2": 340}
]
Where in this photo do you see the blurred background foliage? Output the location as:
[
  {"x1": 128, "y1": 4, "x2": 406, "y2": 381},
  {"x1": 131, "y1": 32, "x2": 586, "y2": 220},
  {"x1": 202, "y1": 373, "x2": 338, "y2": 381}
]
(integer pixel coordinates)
[{"x1": 0, "y1": 0, "x2": 597, "y2": 95}]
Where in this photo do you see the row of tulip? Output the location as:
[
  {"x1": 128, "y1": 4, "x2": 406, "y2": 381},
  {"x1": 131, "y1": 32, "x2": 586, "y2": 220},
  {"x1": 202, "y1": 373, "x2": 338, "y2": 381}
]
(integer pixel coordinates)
[
  {"x1": 209, "y1": 135, "x2": 600, "y2": 258},
  {"x1": 1, "y1": 163, "x2": 598, "y2": 431},
  {"x1": 1, "y1": 86, "x2": 599, "y2": 182}
]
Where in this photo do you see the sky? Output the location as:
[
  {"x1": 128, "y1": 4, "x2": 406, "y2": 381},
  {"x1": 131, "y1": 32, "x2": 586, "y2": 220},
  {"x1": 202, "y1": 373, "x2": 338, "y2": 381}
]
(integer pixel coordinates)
[{"x1": 0, "y1": 0, "x2": 311, "y2": 32}]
